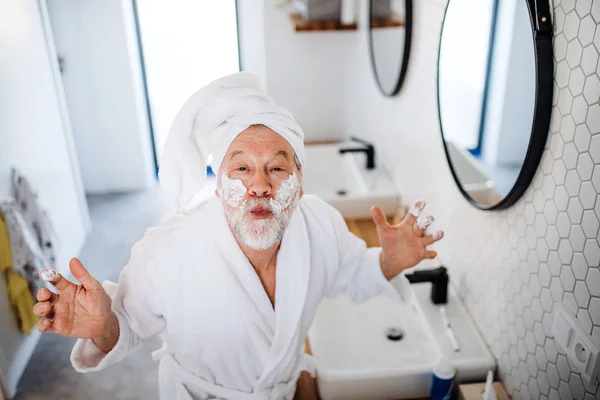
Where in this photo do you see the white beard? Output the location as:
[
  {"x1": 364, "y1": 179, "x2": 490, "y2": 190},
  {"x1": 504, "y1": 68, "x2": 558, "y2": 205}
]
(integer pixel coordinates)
[{"x1": 223, "y1": 197, "x2": 297, "y2": 250}]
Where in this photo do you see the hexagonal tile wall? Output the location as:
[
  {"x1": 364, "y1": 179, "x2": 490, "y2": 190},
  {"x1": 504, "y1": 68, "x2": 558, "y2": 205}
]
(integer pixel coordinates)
[{"x1": 487, "y1": 2, "x2": 600, "y2": 398}]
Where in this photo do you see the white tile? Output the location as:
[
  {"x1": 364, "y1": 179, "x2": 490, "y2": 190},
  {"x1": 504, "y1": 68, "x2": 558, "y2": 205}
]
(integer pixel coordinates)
[
  {"x1": 545, "y1": 338, "x2": 559, "y2": 365},
  {"x1": 587, "y1": 104, "x2": 600, "y2": 135},
  {"x1": 577, "y1": 152, "x2": 594, "y2": 181},
  {"x1": 579, "y1": 182, "x2": 596, "y2": 209},
  {"x1": 590, "y1": 136, "x2": 600, "y2": 164},
  {"x1": 550, "y1": 276, "x2": 565, "y2": 302},
  {"x1": 548, "y1": 251, "x2": 562, "y2": 276},
  {"x1": 569, "y1": 67, "x2": 586, "y2": 96},
  {"x1": 593, "y1": 165, "x2": 600, "y2": 192},
  {"x1": 563, "y1": 142, "x2": 579, "y2": 169},
  {"x1": 584, "y1": 239, "x2": 600, "y2": 266},
  {"x1": 555, "y1": 35, "x2": 568, "y2": 63},
  {"x1": 537, "y1": 238, "x2": 550, "y2": 262},
  {"x1": 587, "y1": 268, "x2": 600, "y2": 297},
  {"x1": 559, "y1": 238, "x2": 575, "y2": 265},
  {"x1": 566, "y1": 37, "x2": 583, "y2": 68},
  {"x1": 566, "y1": 170, "x2": 582, "y2": 197},
  {"x1": 548, "y1": 388, "x2": 560, "y2": 400},
  {"x1": 560, "y1": 265, "x2": 576, "y2": 292},
  {"x1": 518, "y1": 339, "x2": 528, "y2": 361},
  {"x1": 571, "y1": 96, "x2": 588, "y2": 124},
  {"x1": 583, "y1": 74, "x2": 600, "y2": 105},
  {"x1": 569, "y1": 225, "x2": 586, "y2": 252},
  {"x1": 541, "y1": 288, "x2": 554, "y2": 312},
  {"x1": 557, "y1": 354, "x2": 571, "y2": 381},
  {"x1": 593, "y1": 0, "x2": 600, "y2": 23},
  {"x1": 564, "y1": 11, "x2": 581, "y2": 41},
  {"x1": 557, "y1": 212, "x2": 572, "y2": 238},
  {"x1": 535, "y1": 213, "x2": 548, "y2": 237},
  {"x1": 527, "y1": 348, "x2": 538, "y2": 373},
  {"x1": 581, "y1": 45, "x2": 599, "y2": 76},
  {"x1": 558, "y1": 86, "x2": 574, "y2": 115},
  {"x1": 574, "y1": 281, "x2": 590, "y2": 308},
  {"x1": 578, "y1": 16, "x2": 595, "y2": 46},
  {"x1": 574, "y1": 123, "x2": 591, "y2": 152},
  {"x1": 539, "y1": 263, "x2": 551, "y2": 288},
  {"x1": 576, "y1": 0, "x2": 593, "y2": 17},
  {"x1": 546, "y1": 226, "x2": 560, "y2": 251},
  {"x1": 562, "y1": 115, "x2": 577, "y2": 142},
  {"x1": 534, "y1": 322, "x2": 546, "y2": 345},
  {"x1": 568, "y1": 373, "x2": 585, "y2": 400},
  {"x1": 550, "y1": 106, "x2": 563, "y2": 133},
  {"x1": 567, "y1": 197, "x2": 583, "y2": 223},
  {"x1": 588, "y1": 297, "x2": 600, "y2": 325},
  {"x1": 528, "y1": 377, "x2": 541, "y2": 399},
  {"x1": 571, "y1": 253, "x2": 589, "y2": 280},
  {"x1": 554, "y1": 185, "x2": 569, "y2": 212},
  {"x1": 538, "y1": 370, "x2": 551, "y2": 395},
  {"x1": 576, "y1": 308, "x2": 593, "y2": 334},
  {"x1": 545, "y1": 200, "x2": 559, "y2": 225},
  {"x1": 596, "y1": 194, "x2": 600, "y2": 220},
  {"x1": 542, "y1": 174, "x2": 556, "y2": 199},
  {"x1": 582, "y1": 210, "x2": 599, "y2": 238},
  {"x1": 563, "y1": 292, "x2": 578, "y2": 315}
]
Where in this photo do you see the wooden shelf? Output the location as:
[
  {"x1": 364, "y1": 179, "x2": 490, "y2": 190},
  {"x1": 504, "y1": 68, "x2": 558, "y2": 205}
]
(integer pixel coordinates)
[
  {"x1": 370, "y1": 13, "x2": 406, "y2": 29},
  {"x1": 290, "y1": 13, "x2": 357, "y2": 32}
]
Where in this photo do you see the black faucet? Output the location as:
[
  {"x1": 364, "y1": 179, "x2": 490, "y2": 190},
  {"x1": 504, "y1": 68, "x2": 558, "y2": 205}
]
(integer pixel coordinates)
[
  {"x1": 405, "y1": 266, "x2": 449, "y2": 304},
  {"x1": 339, "y1": 136, "x2": 376, "y2": 169}
]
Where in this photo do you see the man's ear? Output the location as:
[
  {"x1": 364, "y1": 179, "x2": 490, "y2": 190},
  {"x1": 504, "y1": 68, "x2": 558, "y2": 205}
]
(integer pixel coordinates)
[
  {"x1": 215, "y1": 189, "x2": 220, "y2": 198},
  {"x1": 299, "y1": 187, "x2": 304, "y2": 198}
]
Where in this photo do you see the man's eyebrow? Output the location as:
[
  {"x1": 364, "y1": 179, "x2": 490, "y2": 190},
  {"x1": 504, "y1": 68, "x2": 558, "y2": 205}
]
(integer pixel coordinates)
[
  {"x1": 274, "y1": 150, "x2": 290, "y2": 160},
  {"x1": 229, "y1": 150, "x2": 244, "y2": 160}
]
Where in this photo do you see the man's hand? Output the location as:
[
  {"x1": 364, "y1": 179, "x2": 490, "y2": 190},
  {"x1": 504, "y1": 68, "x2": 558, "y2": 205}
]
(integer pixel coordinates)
[
  {"x1": 33, "y1": 258, "x2": 119, "y2": 353},
  {"x1": 371, "y1": 199, "x2": 444, "y2": 280}
]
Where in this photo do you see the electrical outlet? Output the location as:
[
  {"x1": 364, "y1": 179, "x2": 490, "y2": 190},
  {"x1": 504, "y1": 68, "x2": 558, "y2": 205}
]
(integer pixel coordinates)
[{"x1": 552, "y1": 304, "x2": 600, "y2": 384}]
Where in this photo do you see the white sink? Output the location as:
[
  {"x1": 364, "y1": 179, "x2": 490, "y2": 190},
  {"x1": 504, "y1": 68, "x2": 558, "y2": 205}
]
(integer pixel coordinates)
[
  {"x1": 308, "y1": 265, "x2": 496, "y2": 400},
  {"x1": 303, "y1": 142, "x2": 400, "y2": 219}
]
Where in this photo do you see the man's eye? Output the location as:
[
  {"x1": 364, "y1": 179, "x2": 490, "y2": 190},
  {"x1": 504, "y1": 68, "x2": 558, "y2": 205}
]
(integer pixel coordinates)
[
  {"x1": 237, "y1": 167, "x2": 247, "y2": 172},
  {"x1": 272, "y1": 167, "x2": 284, "y2": 172}
]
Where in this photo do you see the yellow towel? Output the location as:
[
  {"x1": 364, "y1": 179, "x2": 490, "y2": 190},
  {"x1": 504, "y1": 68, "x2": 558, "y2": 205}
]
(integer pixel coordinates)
[{"x1": 0, "y1": 214, "x2": 37, "y2": 334}]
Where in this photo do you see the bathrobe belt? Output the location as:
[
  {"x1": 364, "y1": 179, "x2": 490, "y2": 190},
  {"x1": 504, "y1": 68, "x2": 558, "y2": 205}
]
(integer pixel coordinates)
[{"x1": 152, "y1": 344, "x2": 316, "y2": 400}]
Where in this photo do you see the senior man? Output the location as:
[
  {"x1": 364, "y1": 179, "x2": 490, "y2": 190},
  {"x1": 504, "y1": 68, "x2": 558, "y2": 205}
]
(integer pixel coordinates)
[{"x1": 33, "y1": 73, "x2": 443, "y2": 399}]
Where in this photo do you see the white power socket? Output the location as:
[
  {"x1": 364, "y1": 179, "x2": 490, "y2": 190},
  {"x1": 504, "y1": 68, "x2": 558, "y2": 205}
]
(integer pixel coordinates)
[{"x1": 552, "y1": 304, "x2": 600, "y2": 384}]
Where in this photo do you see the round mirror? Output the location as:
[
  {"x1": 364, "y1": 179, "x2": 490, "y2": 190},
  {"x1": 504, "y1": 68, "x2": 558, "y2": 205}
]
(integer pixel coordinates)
[
  {"x1": 438, "y1": 0, "x2": 553, "y2": 210},
  {"x1": 368, "y1": 0, "x2": 413, "y2": 96}
]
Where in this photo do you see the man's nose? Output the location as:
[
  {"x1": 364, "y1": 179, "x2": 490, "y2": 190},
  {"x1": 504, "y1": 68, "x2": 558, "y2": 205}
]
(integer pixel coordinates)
[{"x1": 248, "y1": 170, "x2": 272, "y2": 197}]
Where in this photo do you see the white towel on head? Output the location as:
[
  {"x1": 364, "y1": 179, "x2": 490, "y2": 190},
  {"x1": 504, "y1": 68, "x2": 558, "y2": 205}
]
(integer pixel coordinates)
[{"x1": 158, "y1": 72, "x2": 306, "y2": 212}]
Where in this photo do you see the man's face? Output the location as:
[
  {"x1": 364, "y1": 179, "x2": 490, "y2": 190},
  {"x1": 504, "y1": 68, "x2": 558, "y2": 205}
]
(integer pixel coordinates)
[{"x1": 216, "y1": 125, "x2": 303, "y2": 250}]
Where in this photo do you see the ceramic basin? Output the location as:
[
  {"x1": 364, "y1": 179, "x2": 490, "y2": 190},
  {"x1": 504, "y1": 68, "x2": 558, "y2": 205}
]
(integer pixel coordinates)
[
  {"x1": 308, "y1": 262, "x2": 496, "y2": 400},
  {"x1": 303, "y1": 142, "x2": 400, "y2": 219}
]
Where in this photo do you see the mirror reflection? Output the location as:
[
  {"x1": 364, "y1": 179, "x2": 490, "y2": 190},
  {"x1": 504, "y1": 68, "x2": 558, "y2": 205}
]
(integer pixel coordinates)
[
  {"x1": 369, "y1": 0, "x2": 410, "y2": 96},
  {"x1": 438, "y1": 0, "x2": 536, "y2": 207}
]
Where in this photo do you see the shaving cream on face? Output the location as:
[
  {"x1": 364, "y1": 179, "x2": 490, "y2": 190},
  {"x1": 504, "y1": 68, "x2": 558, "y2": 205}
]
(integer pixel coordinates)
[
  {"x1": 41, "y1": 269, "x2": 60, "y2": 282},
  {"x1": 410, "y1": 199, "x2": 426, "y2": 217},
  {"x1": 218, "y1": 172, "x2": 247, "y2": 208},
  {"x1": 270, "y1": 172, "x2": 300, "y2": 215}
]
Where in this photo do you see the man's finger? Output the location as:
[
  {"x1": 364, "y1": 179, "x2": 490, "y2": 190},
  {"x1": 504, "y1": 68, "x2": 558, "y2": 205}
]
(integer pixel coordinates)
[
  {"x1": 371, "y1": 206, "x2": 390, "y2": 231},
  {"x1": 414, "y1": 215, "x2": 434, "y2": 236},
  {"x1": 33, "y1": 301, "x2": 54, "y2": 317},
  {"x1": 36, "y1": 287, "x2": 53, "y2": 302},
  {"x1": 422, "y1": 230, "x2": 444, "y2": 246},
  {"x1": 70, "y1": 258, "x2": 99, "y2": 290},
  {"x1": 403, "y1": 199, "x2": 426, "y2": 226},
  {"x1": 426, "y1": 250, "x2": 438, "y2": 259},
  {"x1": 40, "y1": 269, "x2": 73, "y2": 292},
  {"x1": 37, "y1": 317, "x2": 56, "y2": 333}
]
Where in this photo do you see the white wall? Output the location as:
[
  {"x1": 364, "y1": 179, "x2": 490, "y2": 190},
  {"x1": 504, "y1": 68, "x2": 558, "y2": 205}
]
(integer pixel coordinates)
[
  {"x1": 261, "y1": 0, "x2": 356, "y2": 142},
  {"x1": 0, "y1": 0, "x2": 90, "y2": 395},
  {"x1": 45, "y1": 0, "x2": 156, "y2": 194}
]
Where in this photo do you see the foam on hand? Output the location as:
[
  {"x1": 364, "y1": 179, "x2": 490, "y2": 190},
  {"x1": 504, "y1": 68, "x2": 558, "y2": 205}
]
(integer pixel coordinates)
[{"x1": 41, "y1": 269, "x2": 60, "y2": 282}]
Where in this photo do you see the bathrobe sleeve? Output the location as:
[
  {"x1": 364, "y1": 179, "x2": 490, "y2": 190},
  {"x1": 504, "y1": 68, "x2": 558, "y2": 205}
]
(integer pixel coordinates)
[
  {"x1": 325, "y1": 207, "x2": 412, "y2": 304},
  {"x1": 70, "y1": 237, "x2": 166, "y2": 372}
]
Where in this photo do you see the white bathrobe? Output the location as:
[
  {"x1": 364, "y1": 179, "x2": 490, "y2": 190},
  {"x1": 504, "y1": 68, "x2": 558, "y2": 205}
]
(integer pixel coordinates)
[{"x1": 70, "y1": 195, "x2": 411, "y2": 399}]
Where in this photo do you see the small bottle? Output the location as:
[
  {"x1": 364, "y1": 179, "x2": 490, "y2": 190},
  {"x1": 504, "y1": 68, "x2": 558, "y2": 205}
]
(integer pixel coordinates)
[
  {"x1": 430, "y1": 356, "x2": 455, "y2": 400},
  {"x1": 340, "y1": 0, "x2": 355, "y2": 25}
]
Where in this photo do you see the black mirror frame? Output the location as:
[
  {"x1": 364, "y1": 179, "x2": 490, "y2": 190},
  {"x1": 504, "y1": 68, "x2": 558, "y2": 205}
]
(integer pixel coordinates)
[
  {"x1": 368, "y1": 0, "x2": 413, "y2": 97},
  {"x1": 437, "y1": 0, "x2": 554, "y2": 210}
]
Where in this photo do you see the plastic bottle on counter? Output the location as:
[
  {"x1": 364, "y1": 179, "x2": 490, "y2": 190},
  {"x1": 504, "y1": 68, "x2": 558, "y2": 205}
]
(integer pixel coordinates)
[{"x1": 430, "y1": 356, "x2": 456, "y2": 400}]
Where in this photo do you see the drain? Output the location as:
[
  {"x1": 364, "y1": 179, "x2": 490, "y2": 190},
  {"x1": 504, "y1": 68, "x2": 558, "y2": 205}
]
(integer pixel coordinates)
[
  {"x1": 337, "y1": 189, "x2": 348, "y2": 196},
  {"x1": 385, "y1": 327, "x2": 404, "y2": 341}
]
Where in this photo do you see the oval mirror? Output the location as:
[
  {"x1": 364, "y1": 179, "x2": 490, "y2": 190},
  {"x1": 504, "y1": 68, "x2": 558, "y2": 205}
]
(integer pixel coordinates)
[
  {"x1": 368, "y1": 0, "x2": 413, "y2": 96},
  {"x1": 438, "y1": 0, "x2": 553, "y2": 210}
]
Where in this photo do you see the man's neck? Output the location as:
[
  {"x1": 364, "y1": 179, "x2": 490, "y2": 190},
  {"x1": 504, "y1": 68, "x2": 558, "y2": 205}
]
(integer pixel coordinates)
[{"x1": 235, "y1": 237, "x2": 280, "y2": 272}]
